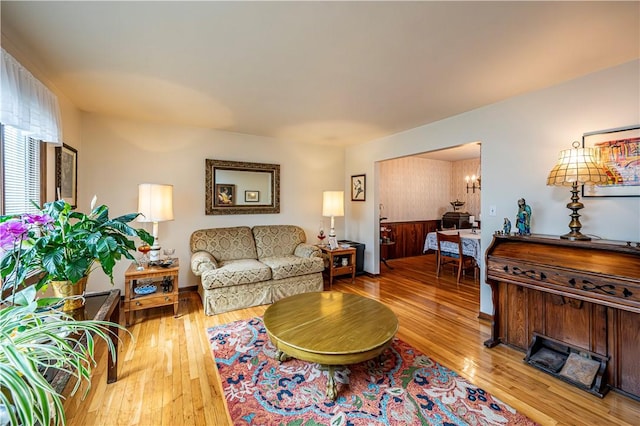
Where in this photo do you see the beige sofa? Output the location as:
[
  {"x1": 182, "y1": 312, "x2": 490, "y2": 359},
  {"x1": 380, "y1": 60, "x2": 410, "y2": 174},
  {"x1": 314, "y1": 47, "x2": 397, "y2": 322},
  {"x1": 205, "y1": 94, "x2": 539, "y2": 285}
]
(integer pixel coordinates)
[{"x1": 190, "y1": 225, "x2": 324, "y2": 315}]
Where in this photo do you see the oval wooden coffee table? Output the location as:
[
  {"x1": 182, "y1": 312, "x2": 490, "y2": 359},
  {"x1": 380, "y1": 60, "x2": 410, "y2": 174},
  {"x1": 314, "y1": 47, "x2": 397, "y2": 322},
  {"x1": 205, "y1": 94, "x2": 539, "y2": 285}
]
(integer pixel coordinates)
[{"x1": 263, "y1": 291, "x2": 398, "y2": 400}]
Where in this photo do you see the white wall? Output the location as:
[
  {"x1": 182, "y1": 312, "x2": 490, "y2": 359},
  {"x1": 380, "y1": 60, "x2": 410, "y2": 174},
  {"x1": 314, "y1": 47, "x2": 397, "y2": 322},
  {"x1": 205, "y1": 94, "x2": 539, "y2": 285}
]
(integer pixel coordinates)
[
  {"x1": 79, "y1": 114, "x2": 345, "y2": 292},
  {"x1": 345, "y1": 60, "x2": 640, "y2": 314}
]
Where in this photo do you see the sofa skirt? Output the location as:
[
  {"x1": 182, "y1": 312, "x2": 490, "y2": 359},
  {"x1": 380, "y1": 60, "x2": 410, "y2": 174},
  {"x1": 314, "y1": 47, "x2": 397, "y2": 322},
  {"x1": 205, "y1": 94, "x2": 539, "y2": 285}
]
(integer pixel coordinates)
[{"x1": 198, "y1": 272, "x2": 324, "y2": 315}]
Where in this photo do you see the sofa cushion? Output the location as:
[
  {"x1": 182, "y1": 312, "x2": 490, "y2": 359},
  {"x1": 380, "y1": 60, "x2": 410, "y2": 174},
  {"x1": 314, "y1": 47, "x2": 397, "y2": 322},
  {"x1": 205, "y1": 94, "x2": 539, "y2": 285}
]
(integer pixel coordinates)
[
  {"x1": 260, "y1": 255, "x2": 324, "y2": 280},
  {"x1": 252, "y1": 225, "x2": 306, "y2": 258},
  {"x1": 200, "y1": 259, "x2": 271, "y2": 290},
  {"x1": 190, "y1": 226, "x2": 258, "y2": 261}
]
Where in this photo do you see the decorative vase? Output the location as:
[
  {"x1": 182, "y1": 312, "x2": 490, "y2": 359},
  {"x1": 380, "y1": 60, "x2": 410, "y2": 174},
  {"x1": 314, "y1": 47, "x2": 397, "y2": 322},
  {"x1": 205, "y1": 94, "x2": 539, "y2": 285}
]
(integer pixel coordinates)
[{"x1": 50, "y1": 276, "x2": 87, "y2": 311}]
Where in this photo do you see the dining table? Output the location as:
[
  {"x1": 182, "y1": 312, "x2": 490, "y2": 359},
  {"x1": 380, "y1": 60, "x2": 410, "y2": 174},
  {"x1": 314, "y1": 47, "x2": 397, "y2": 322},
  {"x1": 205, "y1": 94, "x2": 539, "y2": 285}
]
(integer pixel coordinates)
[{"x1": 424, "y1": 228, "x2": 482, "y2": 267}]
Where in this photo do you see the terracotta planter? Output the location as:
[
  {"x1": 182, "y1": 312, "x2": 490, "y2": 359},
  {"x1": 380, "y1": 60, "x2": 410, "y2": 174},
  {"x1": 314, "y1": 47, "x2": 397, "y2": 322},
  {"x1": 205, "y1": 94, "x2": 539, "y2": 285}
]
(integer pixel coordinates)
[{"x1": 50, "y1": 276, "x2": 87, "y2": 311}]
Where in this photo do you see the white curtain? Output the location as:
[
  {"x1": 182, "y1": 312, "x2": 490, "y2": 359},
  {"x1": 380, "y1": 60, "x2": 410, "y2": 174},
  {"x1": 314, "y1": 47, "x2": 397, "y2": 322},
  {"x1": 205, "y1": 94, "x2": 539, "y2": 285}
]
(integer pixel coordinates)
[{"x1": 1, "y1": 48, "x2": 62, "y2": 143}]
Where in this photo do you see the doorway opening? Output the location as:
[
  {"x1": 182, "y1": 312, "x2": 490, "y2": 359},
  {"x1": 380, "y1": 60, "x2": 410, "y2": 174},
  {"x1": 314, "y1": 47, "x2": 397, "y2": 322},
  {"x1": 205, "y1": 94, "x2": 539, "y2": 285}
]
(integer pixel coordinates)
[{"x1": 377, "y1": 142, "x2": 482, "y2": 283}]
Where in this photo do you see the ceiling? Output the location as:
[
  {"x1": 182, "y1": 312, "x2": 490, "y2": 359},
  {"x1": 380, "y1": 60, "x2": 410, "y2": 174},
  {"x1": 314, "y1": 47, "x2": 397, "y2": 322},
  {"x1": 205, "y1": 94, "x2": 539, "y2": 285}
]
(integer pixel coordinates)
[{"x1": 2, "y1": 1, "x2": 638, "y2": 149}]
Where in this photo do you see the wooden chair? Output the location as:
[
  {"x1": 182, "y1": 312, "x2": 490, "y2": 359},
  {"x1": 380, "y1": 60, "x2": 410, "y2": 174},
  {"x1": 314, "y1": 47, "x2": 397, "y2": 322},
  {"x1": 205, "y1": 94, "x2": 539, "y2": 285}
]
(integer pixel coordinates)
[{"x1": 435, "y1": 232, "x2": 477, "y2": 284}]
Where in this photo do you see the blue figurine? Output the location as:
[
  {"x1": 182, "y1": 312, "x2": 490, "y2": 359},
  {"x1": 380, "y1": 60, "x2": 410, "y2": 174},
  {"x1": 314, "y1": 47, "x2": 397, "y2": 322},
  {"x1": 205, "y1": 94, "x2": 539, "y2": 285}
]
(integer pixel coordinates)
[
  {"x1": 515, "y1": 198, "x2": 532, "y2": 235},
  {"x1": 503, "y1": 218, "x2": 511, "y2": 234}
]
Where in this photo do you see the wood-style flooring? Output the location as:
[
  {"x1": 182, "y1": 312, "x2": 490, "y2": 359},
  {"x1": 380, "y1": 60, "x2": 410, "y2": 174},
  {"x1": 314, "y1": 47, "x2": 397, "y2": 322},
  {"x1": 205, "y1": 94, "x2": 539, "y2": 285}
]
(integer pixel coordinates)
[{"x1": 63, "y1": 255, "x2": 640, "y2": 425}]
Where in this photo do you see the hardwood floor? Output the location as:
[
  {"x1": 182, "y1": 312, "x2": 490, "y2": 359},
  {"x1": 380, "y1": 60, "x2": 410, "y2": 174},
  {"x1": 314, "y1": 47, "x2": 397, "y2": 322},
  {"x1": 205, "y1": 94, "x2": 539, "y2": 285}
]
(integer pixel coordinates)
[{"x1": 63, "y1": 255, "x2": 640, "y2": 425}]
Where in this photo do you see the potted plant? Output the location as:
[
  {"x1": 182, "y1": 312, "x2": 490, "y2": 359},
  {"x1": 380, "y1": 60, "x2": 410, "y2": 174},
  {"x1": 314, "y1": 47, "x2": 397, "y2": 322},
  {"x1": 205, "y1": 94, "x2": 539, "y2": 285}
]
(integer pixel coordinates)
[
  {"x1": 1, "y1": 199, "x2": 153, "y2": 310},
  {"x1": 0, "y1": 285, "x2": 120, "y2": 426},
  {"x1": 0, "y1": 199, "x2": 154, "y2": 425}
]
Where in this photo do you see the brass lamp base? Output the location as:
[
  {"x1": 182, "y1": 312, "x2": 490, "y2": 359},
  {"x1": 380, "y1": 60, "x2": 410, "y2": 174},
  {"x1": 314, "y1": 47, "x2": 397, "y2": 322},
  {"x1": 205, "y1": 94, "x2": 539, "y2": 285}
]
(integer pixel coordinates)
[
  {"x1": 560, "y1": 231, "x2": 591, "y2": 241},
  {"x1": 561, "y1": 182, "x2": 591, "y2": 241}
]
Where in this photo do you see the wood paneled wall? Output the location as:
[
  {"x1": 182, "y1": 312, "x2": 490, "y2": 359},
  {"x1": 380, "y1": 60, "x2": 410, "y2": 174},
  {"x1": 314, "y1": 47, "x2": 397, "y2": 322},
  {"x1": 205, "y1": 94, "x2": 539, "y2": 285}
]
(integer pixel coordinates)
[{"x1": 380, "y1": 220, "x2": 440, "y2": 259}]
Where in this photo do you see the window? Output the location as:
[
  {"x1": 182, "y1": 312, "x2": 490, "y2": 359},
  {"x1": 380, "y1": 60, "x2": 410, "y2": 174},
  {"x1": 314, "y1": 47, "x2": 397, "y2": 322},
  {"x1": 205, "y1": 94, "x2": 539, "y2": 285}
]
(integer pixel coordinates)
[{"x1": 1, "y1": 124, "x2": 44, "y2": 215}]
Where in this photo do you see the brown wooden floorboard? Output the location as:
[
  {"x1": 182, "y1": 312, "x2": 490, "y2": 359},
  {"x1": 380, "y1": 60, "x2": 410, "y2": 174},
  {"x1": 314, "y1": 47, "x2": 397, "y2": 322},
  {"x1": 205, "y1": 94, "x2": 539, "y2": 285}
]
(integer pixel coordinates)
[{"x1": 63, "y1": 254, "x2": 640, "y2": 425}]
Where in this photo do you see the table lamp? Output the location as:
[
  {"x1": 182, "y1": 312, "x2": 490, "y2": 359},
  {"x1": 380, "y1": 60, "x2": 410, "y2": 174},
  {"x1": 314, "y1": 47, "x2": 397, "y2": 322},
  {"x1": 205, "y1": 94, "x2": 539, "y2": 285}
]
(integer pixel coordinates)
[
  {"x1": 138, "y1": 183, "x2": 174, "y2": 261},
  {"x1": 546, "y1": 141, "x2": 608, "y2": 241},
  {"x1": 322, "y1": 191, "x2": 344, "y2": 240}
]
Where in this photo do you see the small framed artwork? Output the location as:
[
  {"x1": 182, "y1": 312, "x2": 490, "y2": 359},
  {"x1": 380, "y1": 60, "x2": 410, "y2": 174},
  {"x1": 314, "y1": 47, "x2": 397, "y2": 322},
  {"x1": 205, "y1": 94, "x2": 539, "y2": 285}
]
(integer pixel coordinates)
[
  {"x1": 245, "y1": 190, "x2": 259, "y2": 202},
  {"x1": 215, "y1": 184, "x2": 235, "y2": 206},
  {"x1": 55, "y1": 143, "x2": 78, "y2": 208},
  {"x1": 351, "y1": 174, "x2": 366, "y2": 201},
  {"x1": 328, "y1": 236, "x2": 338, "y2": 250},
  {"x1": 582, "y1": 125, "x2": 640, "y2": 197}
]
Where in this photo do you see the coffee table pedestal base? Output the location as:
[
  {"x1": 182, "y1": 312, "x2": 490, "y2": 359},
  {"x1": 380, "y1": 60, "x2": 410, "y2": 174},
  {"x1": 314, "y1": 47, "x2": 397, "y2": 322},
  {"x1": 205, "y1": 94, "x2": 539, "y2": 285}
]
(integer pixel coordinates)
[
  {"x1": 275, "y1": 349, "x2": 290, "y2": 362},
  {"x1": 275, "y1": 349, "x2": 340, "y2": 400},
  {"x1": 273, "y1": 349, "x2": 391, "y2": 401},
  {"x1": 326, "y1": 365, "x2": 338, "y2": 401}
]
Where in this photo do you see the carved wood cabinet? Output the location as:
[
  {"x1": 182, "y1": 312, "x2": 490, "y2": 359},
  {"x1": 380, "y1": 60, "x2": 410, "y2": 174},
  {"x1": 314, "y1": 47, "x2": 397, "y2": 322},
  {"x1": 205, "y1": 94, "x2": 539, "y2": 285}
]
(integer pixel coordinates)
[{"x1": 484, "y1": 234, "x2": 640, "y2": 400}]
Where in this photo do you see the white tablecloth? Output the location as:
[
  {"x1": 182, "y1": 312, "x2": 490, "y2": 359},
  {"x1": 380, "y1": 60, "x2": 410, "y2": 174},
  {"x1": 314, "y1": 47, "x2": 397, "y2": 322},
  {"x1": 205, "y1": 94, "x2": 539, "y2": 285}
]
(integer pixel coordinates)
[{"x1": 424, "y1": 229, "x2": 482, "y2": 265}]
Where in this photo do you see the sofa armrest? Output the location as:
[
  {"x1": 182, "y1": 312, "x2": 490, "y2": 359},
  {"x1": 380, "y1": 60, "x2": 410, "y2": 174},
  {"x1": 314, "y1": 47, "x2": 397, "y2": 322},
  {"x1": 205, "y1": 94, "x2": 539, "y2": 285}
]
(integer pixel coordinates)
[
  {"x1": 191, "y1": 251, "x2": 218, "y2": 276},
  {"x1": 294, "y1": 243, "x2": 321, "y2": 258}
]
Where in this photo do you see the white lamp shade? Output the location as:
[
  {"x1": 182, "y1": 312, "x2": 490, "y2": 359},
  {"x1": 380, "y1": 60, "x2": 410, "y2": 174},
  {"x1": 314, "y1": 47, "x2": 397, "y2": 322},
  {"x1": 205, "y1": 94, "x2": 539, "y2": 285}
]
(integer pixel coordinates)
[
  {"x1": 322, "y1": 191, "x2": 344, "y2": 217},
  {"x1": 138, "y1": 183, "x2": 174, "y2": 222}
]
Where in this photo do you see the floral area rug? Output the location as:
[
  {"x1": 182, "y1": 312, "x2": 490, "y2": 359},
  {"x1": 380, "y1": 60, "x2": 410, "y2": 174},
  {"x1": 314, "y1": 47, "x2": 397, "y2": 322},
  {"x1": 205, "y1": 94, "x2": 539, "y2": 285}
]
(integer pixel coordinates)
[{"x1": 207, "y1": 317, "x2": 537, "y2": 426}]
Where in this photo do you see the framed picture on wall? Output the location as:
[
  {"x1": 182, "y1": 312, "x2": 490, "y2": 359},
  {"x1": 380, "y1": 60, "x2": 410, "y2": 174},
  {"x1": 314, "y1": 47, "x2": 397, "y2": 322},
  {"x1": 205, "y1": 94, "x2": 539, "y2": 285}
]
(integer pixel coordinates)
[
  {"x1": 245, "y1": 190, "x2": 259, "y2": 202},
  {"x1": 55, "y1": 143, "x2": 78, "y2": 208},
  {"x1": 582, "y1": 125, "x2": 640, "y2": 197},
  {"x1": 351, "y1": 174, "x2": 366, "y2": 201},
  {"x1": 215, "y1": 184, "x2": 235, "y2": 206}
]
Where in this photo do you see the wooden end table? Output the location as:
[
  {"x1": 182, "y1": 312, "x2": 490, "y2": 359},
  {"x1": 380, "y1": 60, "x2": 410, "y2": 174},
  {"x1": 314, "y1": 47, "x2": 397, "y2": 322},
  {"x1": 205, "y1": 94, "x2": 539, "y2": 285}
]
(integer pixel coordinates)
[
  {"x1": 124, "y1": 260, "x2": 179, "y2": 326},
  {"x1": 319, "y1": 246, "x2": 356, "y2": 287},
  {"x1": 263, "y1": 291, "x2": 398, "y2": 400}
]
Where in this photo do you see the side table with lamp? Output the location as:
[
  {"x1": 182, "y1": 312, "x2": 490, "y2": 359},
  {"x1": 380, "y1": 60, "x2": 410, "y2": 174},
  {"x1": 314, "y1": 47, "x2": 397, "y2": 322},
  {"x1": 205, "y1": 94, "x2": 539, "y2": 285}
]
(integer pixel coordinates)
[
  {"x1": 129, "y1": 182, "x2": 178, "y2": 325},
  {"x1": 318, "y1": 190, "x2": 357, "y2": 286},
  {"x1": 124, "y1": 259, "x2": 179, "y2": 326}
]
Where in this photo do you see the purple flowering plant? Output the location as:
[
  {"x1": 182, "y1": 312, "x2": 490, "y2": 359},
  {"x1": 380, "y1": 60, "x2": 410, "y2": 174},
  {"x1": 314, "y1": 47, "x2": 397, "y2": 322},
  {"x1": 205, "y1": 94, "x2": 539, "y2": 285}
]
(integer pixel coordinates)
[
  {"x1": 0, "y1": 199, "x2": 153, "y2": 304},
  {"x1": 0, "y1": 212, "x2": 54, "y2": 300}
]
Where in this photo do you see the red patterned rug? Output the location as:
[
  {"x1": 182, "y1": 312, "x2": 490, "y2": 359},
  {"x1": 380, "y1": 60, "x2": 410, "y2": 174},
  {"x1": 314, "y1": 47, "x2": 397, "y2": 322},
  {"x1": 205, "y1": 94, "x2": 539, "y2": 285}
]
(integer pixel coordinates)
[{"x1": 207, "y1": 317, "x2": 537, "y2": 425}]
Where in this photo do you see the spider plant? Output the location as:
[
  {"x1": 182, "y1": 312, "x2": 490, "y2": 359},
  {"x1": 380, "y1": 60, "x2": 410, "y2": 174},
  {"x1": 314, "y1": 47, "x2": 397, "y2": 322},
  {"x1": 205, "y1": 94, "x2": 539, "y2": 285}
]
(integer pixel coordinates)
[{"x1": 0, "y1": 285, "x2": 124, "y2": 426}]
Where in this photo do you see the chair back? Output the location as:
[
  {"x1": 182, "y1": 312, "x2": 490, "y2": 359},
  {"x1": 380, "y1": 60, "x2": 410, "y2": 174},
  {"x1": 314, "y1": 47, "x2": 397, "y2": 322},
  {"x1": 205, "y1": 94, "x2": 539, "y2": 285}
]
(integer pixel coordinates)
[
  {"x1": 435, "y1": 231, "x2": 477, "y2": 283},
  {"x1": 436, "y1": 232, "x2": 463, "y2": 258}
]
